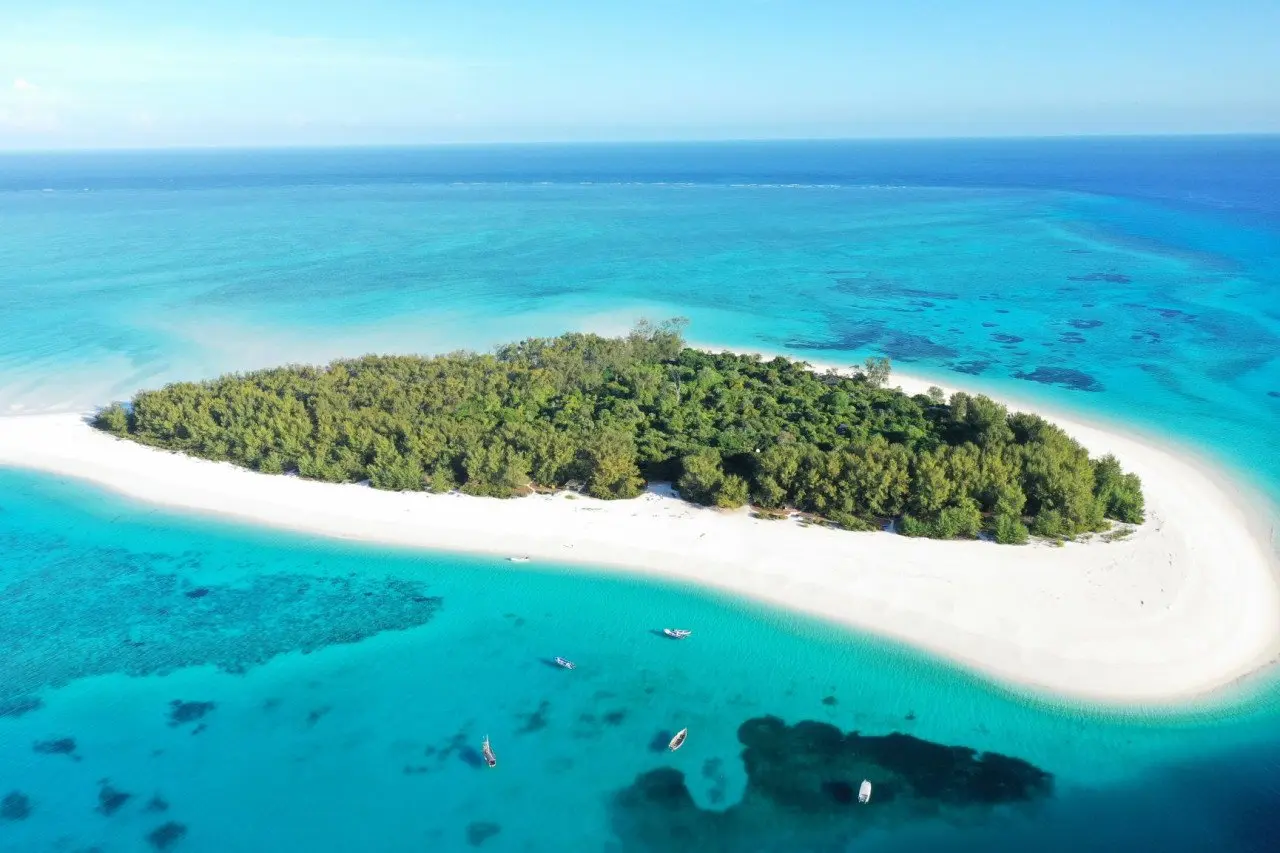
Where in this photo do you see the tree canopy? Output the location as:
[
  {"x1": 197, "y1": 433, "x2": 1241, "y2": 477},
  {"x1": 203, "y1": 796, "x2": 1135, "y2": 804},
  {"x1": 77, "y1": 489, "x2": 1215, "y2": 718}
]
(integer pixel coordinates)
[{"x1": 93, "y1": 321, "x2": 1144, "y2": 544}]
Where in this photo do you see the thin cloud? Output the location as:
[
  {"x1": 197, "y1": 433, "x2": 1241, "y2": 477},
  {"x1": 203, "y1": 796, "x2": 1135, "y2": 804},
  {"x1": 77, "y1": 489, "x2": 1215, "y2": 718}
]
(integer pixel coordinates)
[{"x1": 12, "y1": 77, "x2": 38, "y2": 91}]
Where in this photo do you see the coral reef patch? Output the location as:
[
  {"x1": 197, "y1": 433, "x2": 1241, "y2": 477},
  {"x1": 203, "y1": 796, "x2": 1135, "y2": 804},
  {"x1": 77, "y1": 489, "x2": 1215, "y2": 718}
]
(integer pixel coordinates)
[
  {"x1": 33, "y1": 737, "x2": 77, "y2": 757},
  {"x1": 168, "y1": 701, "x2": 215, "y2": 727},
  {"x1": 96, "y1": 781, "x2": 132, "y2": 816},
  {"x1": 0, "y1": 540, "x2": 442, "y2": 707},
  {"x1": 147, "y1": 821, "x2": 187, "y2": 850},
  {"x1": 1012, "y1": 367, "x2": 1104, "y2": 392},
  {"x1": 611, "y1": 715, "x2": 1053, "y2": 852},
  {"x1": 466, "y1": 821, "x2": 501, "y2": 847},
  {"x1": 1, "y1": 791, "x2": 32, "y2": 821}
]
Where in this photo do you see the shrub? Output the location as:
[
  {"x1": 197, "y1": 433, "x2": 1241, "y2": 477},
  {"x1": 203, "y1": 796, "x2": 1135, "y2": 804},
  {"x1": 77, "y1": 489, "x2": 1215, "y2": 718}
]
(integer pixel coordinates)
[
  {"x1": 714, "y1": 474, "x2": 750, "y2": 508},
  {"x1": 827, "y1": 511, "x2": 876, "y2": 532},
  {"x1": 370, "y1": 458, "x2": 425, "y2": 491},
  {"x1": 993, "y1": 513, "x2": 1030, "y2": 544},
  {"x1": 935, "y1": 498, "x2": 982, "y2": 539},
  {"x1": 94, "y1": 403, "x2": 130, "y2": 434}
]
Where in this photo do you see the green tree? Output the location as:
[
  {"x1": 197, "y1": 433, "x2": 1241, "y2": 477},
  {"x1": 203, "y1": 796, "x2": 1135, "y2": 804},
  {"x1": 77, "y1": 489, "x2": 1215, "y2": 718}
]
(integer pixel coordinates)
[
  {"x1": 1093, "y1": 454, "x2": 1145, "y2": 523},
  {"x1": 859, "y1": 356, "x2": 892, "y2": 388},
  {"x1": 90, "y1": 321, "x2": 1142, "y2": 545},
  {"x1": 93, "y1": 403, "x2": 130, "y2": 434},
  {"x1": 677, "y1": 448, "x2": 727, "y2": 506},
  {"x1": 583, "y1": 431, "x2": 644, "y2": 499}
]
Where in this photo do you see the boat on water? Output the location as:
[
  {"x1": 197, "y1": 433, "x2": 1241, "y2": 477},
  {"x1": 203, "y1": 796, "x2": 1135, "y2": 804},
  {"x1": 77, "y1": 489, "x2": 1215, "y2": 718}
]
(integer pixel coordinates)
[
  {"x1": 669, "y1": 728, "x2": 688, "y2": 751},
  {"x1": 482, "y1": 736, "x2": 497, "y2": 768},
  {"x1": 507, "y1": 556, "x2": 530, "y2": 563},
  {"x1": 554, "y1": 657, "x2": 576, "y2": 669},
  {"x1": 663, "y1": 628, "x2": 692, "y2": 639},
  {"x1": 858, "y1": 779, "x2": 871, "y2": 803}
]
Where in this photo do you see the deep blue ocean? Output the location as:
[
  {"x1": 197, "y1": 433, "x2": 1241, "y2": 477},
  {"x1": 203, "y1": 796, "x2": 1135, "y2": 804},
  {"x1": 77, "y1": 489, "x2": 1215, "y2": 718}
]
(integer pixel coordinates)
[{"x1": 2, "y1": 138, "x2": 1279, "y2": 851}]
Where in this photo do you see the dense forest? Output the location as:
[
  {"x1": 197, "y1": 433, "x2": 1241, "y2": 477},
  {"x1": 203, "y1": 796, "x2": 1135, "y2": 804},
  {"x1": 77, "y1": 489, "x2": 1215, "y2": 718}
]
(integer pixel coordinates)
[{"x1": 94, "y1": 321, "x2": 1144, "y2": 544}]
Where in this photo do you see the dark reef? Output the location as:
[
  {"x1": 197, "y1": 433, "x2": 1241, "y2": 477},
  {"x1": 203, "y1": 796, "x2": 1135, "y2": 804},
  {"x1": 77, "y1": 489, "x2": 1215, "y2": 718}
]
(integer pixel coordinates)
[
  {"x1": 0, "y1": 696, "x2": 43, "y2": 718},
  {"x1": 168, "y1": 700, "x2": 215, "y2": 727},
  {"x1": 1012, "y1": 367, "x2": 1104, "y2": 392},
  {"x1": 787, "y1": 319, "x2": 957, "y2": 361},
  {"x1": 991, "y1": 333, "x2": 1024, "y2": 344},
  {"x1": 833, "y1": 277, "x2": 958, "y2": 301},
  {"x1": 306, "y1": 705, "x2": 332, "y2": 727},
  {"x1": 466, "y1": 821, "x2": 501, "y2": 847},
  {"x1": 147, "y1": 821, "x2": 187, "y2": 850},
  {"x1": 949, "y1": 359, "x2": 992, "y2": 376},
  {"x1": 33, "y1": 737, "x2": 77, "y2": 756},
  {"x1": 0, "y1": 542, "x2": 442, "y2": 707},
  {"x1": 611, "y1": 715, "x2": 1053, "y2": 852},
  {"x1": 516, "y1": 700, "x2": 551, "y2": 734},
  {"x1": 2, "y1": 791, "x2": 32, "y2": 821},
  {"x1": 96, "y1": 781, "x2": 132, "y2": 816},
  {"x1": 1069, "y1": 272, "x2": 1131, "y2": 284}
]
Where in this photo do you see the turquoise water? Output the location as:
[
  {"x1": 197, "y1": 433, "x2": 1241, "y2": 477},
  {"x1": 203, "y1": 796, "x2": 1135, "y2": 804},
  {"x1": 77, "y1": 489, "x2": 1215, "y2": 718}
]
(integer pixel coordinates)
[
  {"x1": 1, "y1": 468, "x2": 1276, "y2": 852},
  {"x1": 2, "y1": 140, "x2": 1280, "y2": 850}
]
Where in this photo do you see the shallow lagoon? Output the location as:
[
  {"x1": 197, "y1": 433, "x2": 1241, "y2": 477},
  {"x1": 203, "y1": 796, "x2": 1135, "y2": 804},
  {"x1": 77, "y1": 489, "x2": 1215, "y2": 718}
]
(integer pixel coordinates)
[
  {"x1": 1, "y1": 469, "x2": 1277, "y2": 852},
  {"x1": 2, "y1": 139, "x2": 1279, "y2": 850}
]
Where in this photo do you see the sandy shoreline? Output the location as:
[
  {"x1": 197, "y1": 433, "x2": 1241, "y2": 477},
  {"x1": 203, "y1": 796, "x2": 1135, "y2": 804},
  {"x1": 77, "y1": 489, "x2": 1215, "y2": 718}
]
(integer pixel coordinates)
[{"x1": 1, "y1": 376, "x2": 1278, "y2": 705}]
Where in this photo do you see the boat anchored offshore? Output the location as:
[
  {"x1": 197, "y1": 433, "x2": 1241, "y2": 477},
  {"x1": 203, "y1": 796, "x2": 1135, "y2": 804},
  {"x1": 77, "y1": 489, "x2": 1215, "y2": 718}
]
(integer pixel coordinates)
[
  {"x1": 554, "y1": 657, "x2": 576, "y2": 670},
  {"x1": 669, "y1": 728, "x2": 688, "y2": 751},
  {"x1": 663, "y1": 628, "x2": 692, "y2": 639},
  {"x1": 482, "y1": 736, "x2": 497, "y2": 768},
  {"x1": 507, "y1": 556, "x2": 530, "y2": 563},
  {"x1": 858, "y1": 779, "x2": 872, "y2": 803}
]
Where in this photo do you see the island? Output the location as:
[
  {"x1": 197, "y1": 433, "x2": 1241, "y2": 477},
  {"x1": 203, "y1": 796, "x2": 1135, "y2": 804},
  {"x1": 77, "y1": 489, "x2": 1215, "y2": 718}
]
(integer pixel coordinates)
[
  {"x1": 0, "y1": 324, "x2": 1275, "y2": 704},
  {"x1": 90, "y1": 321, "x2": 1144, "y2": 545}
]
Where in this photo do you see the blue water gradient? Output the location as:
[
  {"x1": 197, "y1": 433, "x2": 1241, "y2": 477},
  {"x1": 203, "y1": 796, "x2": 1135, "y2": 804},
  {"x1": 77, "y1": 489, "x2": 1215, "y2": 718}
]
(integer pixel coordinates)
[
  {"x1": 3, "y1": 140, "x2": 1279, "y2": 502},
  {"x1": 0, "y1": 468, "x2": 1277, "y2": 852},
  {"x1": 2, "y1": 139, "x2": 1280, "y2": 850}
]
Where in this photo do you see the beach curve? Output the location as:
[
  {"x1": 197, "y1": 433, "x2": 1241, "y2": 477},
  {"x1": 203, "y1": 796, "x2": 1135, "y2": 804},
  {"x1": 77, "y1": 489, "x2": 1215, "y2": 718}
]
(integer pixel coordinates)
[{"x1": 0, "y1": 381, "x2": 1276, "y2": 706}]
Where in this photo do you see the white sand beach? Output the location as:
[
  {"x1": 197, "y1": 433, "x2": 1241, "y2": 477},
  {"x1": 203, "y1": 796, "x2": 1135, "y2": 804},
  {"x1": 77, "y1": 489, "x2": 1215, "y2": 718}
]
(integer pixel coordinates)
[{"x1": 0, "y1": 375, "x2": 1277, "y2": 705}]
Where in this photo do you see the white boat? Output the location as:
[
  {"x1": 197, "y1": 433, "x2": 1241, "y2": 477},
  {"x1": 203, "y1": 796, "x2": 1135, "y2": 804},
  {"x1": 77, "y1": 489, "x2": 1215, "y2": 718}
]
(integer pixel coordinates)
[
  {"x1": 663, "y1": 628, "x2": 692, "y2": 639},
  {"x1": 482, "y1": 735, "x2": 497, "y2": 768},
  {"x1": 858, "y1": 779, "x2": 871, "y2": 803},
  {"x1": 507, "y1": 556, "x2": 530, "y2": 563},
  {"x1": 554, "y1": 657, "x2": 576, "y2": 670},
  {"x1": 668, "y1": 728, "x2": 688, "y2": 751}
]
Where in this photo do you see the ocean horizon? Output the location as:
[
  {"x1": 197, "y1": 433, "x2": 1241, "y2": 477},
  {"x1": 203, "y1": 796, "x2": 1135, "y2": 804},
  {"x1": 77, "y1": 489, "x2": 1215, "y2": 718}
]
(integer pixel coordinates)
[{"x1": 2, "y1": 137, "x2": 1279, "y2": 851}]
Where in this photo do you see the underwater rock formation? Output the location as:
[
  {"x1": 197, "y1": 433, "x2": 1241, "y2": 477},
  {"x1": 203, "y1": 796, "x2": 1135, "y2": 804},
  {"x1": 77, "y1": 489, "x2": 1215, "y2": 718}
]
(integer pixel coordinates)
[
  {"x1": 168, "y1": 701, "x2": 215, "y2": 727},
  {"x1": 0, "y1": 696, "x2": 42, "y2": 718},
  {"x1": 1, "y1": 791, "x2": 32, "y2": 821},
  {"x1": 0, "y1": 542, "x2": 442, "y2": 707},
  {"x1": 611, "y1": 715, "x2": 1053, "y2": 852},
  {"x1": 33, "y1": 737, "x2": 77, "y2": 756},
  {"x1": 466, "y1": 821, "x2": 501, "y2": 846},
  {"x1": 1012, "y1": 366, "x2": 1104, "y2": 392},
  {"x1": 1069, "y1": 272, "x2": 1131, "y2": 284},
  {"x1": 787, "y1": 319, "x2": 958, "y2": 361},
  {"x1": 147, "y1": 821, "x2": 187, "y2": 850},
  {"x1": 96, "y1": 781, "x2": 132, "y2": 816}
]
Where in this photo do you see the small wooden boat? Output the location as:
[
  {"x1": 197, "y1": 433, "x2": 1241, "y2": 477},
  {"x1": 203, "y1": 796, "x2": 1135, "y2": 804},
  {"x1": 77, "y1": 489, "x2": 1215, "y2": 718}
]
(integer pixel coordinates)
[
  {"x1": 858, "y1": 779, "x2": 871, "y2": 803},
  {"x1": 668, "y1": 728, "x2": 688, "y2": 751},
  {"x1": 507, "y1": 556, "x2": 530, "y2": 563},
  {"x1": 554, "y1": 657, "x2": 576, "y2": 670},
  {"x1": 663, "y1": 628, "x2": 692, "y2": 639},
  {"x1": 482, "y1": 736, "x2": 497, "y2": 768}
]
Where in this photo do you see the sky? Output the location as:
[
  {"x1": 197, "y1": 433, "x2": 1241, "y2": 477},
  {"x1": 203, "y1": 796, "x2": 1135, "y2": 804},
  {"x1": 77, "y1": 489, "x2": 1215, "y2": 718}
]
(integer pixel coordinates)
[{"x1": 0, "y1": 0, "x2": 1277, "y2": 149}]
